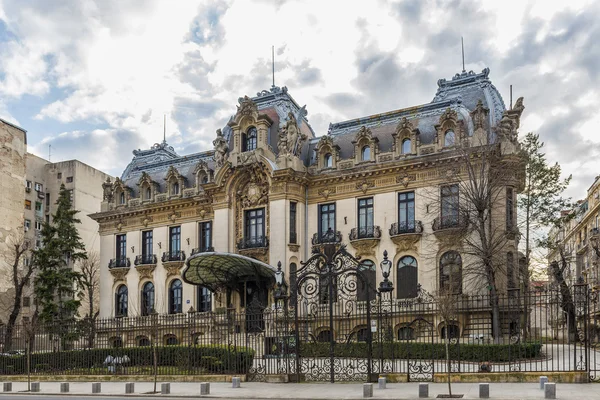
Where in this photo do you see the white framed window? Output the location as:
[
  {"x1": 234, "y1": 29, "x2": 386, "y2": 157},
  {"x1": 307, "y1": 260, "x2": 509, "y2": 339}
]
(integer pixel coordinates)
[
  {"x1": 34, "y1": 182, "x2": 43, "y2": 192},
  {"x1": 24, "y1": 219, "x2": 31, "y2": 231},
  {"x1": 35, "y1": 221, "x2": 42, "y2": 231}
]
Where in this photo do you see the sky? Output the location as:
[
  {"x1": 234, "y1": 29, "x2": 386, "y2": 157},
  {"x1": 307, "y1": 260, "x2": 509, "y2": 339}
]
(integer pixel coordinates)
[{"x1": 0, "y1": 0, "x2": 599, "y2": 201}]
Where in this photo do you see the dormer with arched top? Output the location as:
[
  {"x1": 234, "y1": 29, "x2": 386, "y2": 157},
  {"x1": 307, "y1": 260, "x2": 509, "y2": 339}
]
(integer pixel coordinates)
[
  {"x1": 165, "y1": 166, "x2": 186, "y2": 199},
  {"x1": 227, "y1": 96, "x2": 275, "y2": 167},
  {"x1": 435, "y1": 108, "x2": 462, "y2": 151},
  {"x1": 392, "y1": 117, "x2": 419, "y2": 157},
  {"x1": 193, "y1": 160, "x2": 213, "y2": 192},
  {"x1": 137, "y1": 172, "x2": 159, "y2": 203},
  {"x1": 113, "y1": 178, "x2": 132, "y2": 207},
  {"x1": 351, "y1": 126, "x2": 379, "y2": 164},
  {"x1": 315, "y1": 135, "x2": 340, "y2": 170}
]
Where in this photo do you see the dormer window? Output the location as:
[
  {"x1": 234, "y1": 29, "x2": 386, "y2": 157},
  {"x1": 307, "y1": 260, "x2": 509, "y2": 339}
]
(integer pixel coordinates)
[
  {"x1": 201, "y1": 176, "x2": 209, "y2": 184},
  {"x1": 402, "y1": 139, "x2": 411, "y2": 154},
  {"x1": 444, "y1": 130, "x2": 455, "y2": 147},
  {"x1": 120, "y1": 192, "x2": 125, "y2": 205},
  {"x1": 172, "y1": 182, "x2": 180, "y2": 196},
  {"x1": 243, "y1": 127, "x2": 257, "y2": 152},
  {"x1": 324, "y1": 153, "x2": 333, "y2": 168},
  {"x1": 361, "y1": 146, "x2": 371, "y2": 161},
  {"x1": 145, "y1": 187, "x2": 151, "y2": 200}
]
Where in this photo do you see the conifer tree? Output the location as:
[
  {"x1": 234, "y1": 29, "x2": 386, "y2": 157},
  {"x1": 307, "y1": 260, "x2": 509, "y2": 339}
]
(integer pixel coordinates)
[{"x1": 33, "y1": 184, "x2": 86, "y2": 331}]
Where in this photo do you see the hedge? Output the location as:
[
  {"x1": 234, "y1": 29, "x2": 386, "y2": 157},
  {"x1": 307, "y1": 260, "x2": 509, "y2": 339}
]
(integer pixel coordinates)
[
  {"x1": 0, "y1": 345, "x2": 254, "y2": 375},
  {"x1": 300, "y1": 342, "x2": 543, "y2": 362}
]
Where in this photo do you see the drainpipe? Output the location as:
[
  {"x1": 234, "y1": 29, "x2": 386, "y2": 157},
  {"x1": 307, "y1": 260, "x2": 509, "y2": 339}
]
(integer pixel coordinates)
[{"x1": 305, "y1": 185, "x2": 309, "y2": 262}]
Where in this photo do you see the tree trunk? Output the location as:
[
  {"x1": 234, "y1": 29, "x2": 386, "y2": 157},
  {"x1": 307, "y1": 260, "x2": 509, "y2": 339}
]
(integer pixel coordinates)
[
  {"x1": 446, "y1": 339, "x2": 452, "y2": 396},
  {"x1": 3, "y1": 286, "x2": 23, "y2": 352},
  {"x1": 490, "y1": 287, "x2": 501, "y2": 343}
]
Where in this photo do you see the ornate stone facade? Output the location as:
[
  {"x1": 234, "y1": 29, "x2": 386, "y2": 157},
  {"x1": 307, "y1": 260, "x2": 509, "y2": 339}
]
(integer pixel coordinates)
[{"x1": 91, "y1": 69, "x2": 525, "y2": 320}]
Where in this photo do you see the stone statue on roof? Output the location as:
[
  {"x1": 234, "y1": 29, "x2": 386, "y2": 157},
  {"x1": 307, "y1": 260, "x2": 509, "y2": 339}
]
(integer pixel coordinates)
[
  {"x1": 213, "y1": 129, "x2": 229, "y2": 168},
  {"x1": 102, "y1": 177, "x2": 113, "y2": 202},
  {"x1": 278, "y1": 108, "x2": 308, "y2": 157}
]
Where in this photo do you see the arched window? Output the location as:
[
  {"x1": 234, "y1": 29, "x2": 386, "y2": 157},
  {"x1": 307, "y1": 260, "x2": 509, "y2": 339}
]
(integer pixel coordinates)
[
  {"x1": 397, "y1": 256, "x2": 418, "y2": 299},
  {"x1": 317, "y1": 330, "x2": 332, "y2": 343},
  {"x1": 439, "y1": 251, "x2": 462, "y2": 294},
  {"x1": 357, "y1": 260, "x2": 376, "y2": 302},
  {"x1": 197, "y1": 285, "x2": 211, "y2": 312},
  {"x1": 141, "y1": 282, "x2": 155, "y2": 316},
  {"x1": 398, "y1": 326, "x2": 415, "y2": 340},
  {"x1": 172, "y1": 182, "x2": 180, "y2": 196},
  {"x1": 355, "y1": 327, "x2": 369, "y2": 342},
  {"x1": 137, "y1": 336, "x2": 151, "y2": 346},
  {"x1": 324, "y1": 153, "x2": 333, "y2": 168},
  {"x1": 111, "y1": 337, "x2": 123, "y2": 348},
  {"x1": 402, "y1": 139, "x2": 412, "y2": 154},
  {"x1": 444, "y1": 129, "x2": 455, "y2": 147},
  {"x1": 119, "y1": 192, "x2": 125, "y2": 204},
  {"x1": 115, "y1": 285, "x2": 128, "y2": 317},
  {"x1": 441, "y1": 323, "x2": 460, "y2": 339},
  {"x1": 165, "y1": 335, "x2": 178, "y2": 346},
  {"x1": 145, "y1": 187, "x2": 151, "y2": 200},
  {"x1": 244, "y1": 127, "x2": 257, "y2": 151},
  {"x1": 361, "y1": 145, "x2": 371, "y2": 161},
  {"x1": 169, "y1": 279, "x2": 183, "y2": 314},
  {"x1": 201, "y1": 175, "x2": 209, "y2": 184}
]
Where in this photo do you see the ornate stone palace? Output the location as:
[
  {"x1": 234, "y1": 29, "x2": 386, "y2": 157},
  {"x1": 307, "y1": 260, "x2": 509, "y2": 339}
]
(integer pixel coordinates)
[{"x1": 91, "y1": 68, "x2": 525, "y2": 330}]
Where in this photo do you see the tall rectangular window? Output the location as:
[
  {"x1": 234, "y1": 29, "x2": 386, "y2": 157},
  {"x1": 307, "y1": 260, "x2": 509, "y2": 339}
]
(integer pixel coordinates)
[
  {"x1": 398, "y1": 192, "x2": 415, "y2": 232},
  {"x1": 199, "y1": 221, "x2": 212, "y2": 251},
  {"x1": 169, "y1": 226, "x2": 181, "y2": 254},
  {"x1": 289, "y1": 202, "x2": 297, "y2": 244},
  {"x1": 441, "y1": 184, "x2": 459, "y2": 228},
  {"x1": 45, "y1": 193, "x2": 50, "y2": 207},
  {"x1": 142, "y1": 230, "x2": 153, "y2": 257},
  {"x1": 245, "y1": 208, "x2": 265, "y2": 246},
  {"x1": 319, "y1": 203, "x2": 336, "y2": 237},
  {"x1": 34, "y1": 182, "x2": 43, "y2": 192},
  {"x1": 357, "y1": 198, "x2": 374, "y2": 238},
  {"x1": 25, "y1": 200, "x2": 31, "y2": 210},
  {"x1": 116, "y1": 234, "x2": 126, "y2": 259},
  {"x1": 197, "y1": 286, "x2": 212, "y2": 312},
  {"x1": 507, "y1": 252, "x2": 515, "y2": 289},
  {"x1": 506, "y1": 187, "x2": 514, "y2": 230}
]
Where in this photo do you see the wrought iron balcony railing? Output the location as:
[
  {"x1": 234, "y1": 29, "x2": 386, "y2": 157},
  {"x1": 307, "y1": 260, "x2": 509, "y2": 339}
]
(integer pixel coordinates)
[
  {"x1": 432, "y1": 215, "x2": 467, "y2": 231},
  {"x1": 237, "y1": 236, "x2": 269, "y2": 249},
  {"x1": 312, "y1": 229, "x2": 342, "y2": 245},
  {"x1": 389, "y1": 220, "x2": 423, "y2": 236},
  {"x1": 349, "y1": 225, "x2": 381, "y2": 240},
  {"x1": 134, "y1": 254, "x2": 157, "y2": 266},
  {"x1": 109, "y1": 257, "x2": 131, "y2": 269},
  {"x1": 161, "y1": 250, "x2": 186, "y2": 263},
  {"x1": 191, "y1": 246, "x2": 215, "y2": 255}
]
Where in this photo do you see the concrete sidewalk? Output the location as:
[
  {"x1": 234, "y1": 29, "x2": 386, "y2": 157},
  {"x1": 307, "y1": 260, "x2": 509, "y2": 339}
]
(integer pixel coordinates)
[{"x1": 1, "y1": 381, "x2": 599, "y2": 399}]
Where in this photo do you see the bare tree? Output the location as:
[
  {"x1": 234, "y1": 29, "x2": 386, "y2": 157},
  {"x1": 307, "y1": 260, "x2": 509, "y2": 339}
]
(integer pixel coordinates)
[
  {"x1": 78, "y1": 252, "x2": 100, "y2": 348},
  {"x1": 548, "y1": 249, "x2": 577, "y2": 341},
  {"x1": 436, "y1": 287, "x2": 459, "y2": 398},
  {"x1": 1, "y1": 230, "x2": 34, "y2": 352}
]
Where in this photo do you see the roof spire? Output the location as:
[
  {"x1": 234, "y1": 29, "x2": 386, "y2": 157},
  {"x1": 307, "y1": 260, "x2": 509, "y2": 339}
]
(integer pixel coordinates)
[
  {"x1": 461, "y1": 37, "x2": 465, "y2": 73},
  {"x1": 163, "y1": 114, "x2": 166, "y2": 144},
  {"x1": 271, "y1": 45, "x2": 275, "y2": 88}
]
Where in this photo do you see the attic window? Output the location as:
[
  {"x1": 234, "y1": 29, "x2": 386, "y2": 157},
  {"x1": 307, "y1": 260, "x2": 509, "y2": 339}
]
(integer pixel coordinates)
[
  {"x1": 201, "y1": 176, "x2": 209, "y2": 184},
  {"x1": 146, "y1": 187, "x2": 152, "y2": 200},
  {"x1": 324, "y1": 153, "x2": 333, "y2": 168},
  {"x1": 244, "y1": 127, "x2": 257, "y2": 152},
  {"x1": 172, "y1": 182, "x2": 180, "y2": 196},
  {"x1": 120, "y1": 192, "x2": 125, "y2": 205},
  {"x1": 361, "y1": 146, "x2": 371, "y2": 161},
  {"x1": 444, "y1": 130, "x2": 455, "y2": 147},
  {"x1": 402, "y1": 139, "x2": 411, "y2": 154}
]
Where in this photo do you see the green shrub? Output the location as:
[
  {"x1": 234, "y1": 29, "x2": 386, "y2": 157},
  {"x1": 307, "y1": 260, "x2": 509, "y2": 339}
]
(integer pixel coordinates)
[
  {"x1": 299, "y1": 342, "x2": 543, "y2": 362},
  {"x1": 0, "y1": 345, "x2": 254, "y2": 375}
]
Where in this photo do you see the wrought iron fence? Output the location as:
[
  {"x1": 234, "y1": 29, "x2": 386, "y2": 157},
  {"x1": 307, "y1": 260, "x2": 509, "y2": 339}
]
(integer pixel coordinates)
[{"x1": 0, "y1": 285, "x2": 598, "y2": 382}]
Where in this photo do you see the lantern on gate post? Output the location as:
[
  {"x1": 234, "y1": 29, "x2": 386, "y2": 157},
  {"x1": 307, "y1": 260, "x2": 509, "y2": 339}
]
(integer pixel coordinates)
[{"x1": 378, "y1": 250, "x2": 394, "y2": 293}]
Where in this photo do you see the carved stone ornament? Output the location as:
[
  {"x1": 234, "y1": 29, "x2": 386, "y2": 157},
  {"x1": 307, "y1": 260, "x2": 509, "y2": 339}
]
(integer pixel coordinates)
[
  {"x1": 237, "y1": 247, "x2": 268, "y2": 264},
  {"x1": 169, "y1": 212, "x2": 181, "y2": 223},
  {"x1": 237, "y1": 95, "x2": 258, "y2": 117},
  {"x1": 102, "y1": 177, "x2": 113, "y2": 202},
  {"x1": 390, "y1": 234, "x2": 421, "y2": 253},
  {"x1": 114, "y1": 219, "x2": 125, "y2": 232},
  {"x1": 396, "y1": 174, "x2": 416, "y2": 188},
  {"x1": 239, "y1": 172, "x2": 269, "y2": 208},
  {"x1": 356, "y1": 179, "x2": 374, "y2": 194},
  {"x1": 212, "y1": 129, "x2": 229, "y2": 169},
  {"x1": 141, "y1": 216, "x2": 153, "y2": 227},
  {"x1": 135, "y1": 264, "x2": 156, "y2": 280},
  {"x1": 164, "y1": 262, "x2": 184, "y2": 277},
  {"x1": 288, "y1": 243, "x2": 300, "y2": 252},
  {"x1": 470, "y1": 99, "x2": 489, "y2": 131},
  {"x1": 438, "y1": 107, "x2": 459, "y2": 127},
  {"x1": 109, "y1": 267, "x2": 130, "y2": 283},
  {"x1": 318, "y1": 188, "x2": 336, "y2": 200},
  {"x1": 278, "y1": 111, "x2": 308, "y2": 157},
  {"x1": 349, "y1": 239, "x2": 379, "y2": 258},
  {"x1": 196, "y1": 208, "x2": 207, "y2": 218}
]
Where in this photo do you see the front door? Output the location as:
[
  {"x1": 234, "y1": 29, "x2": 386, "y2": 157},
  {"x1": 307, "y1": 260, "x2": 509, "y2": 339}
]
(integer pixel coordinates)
[{"x1": 245, "y1": 280, "x2": 267, "y2": 333}]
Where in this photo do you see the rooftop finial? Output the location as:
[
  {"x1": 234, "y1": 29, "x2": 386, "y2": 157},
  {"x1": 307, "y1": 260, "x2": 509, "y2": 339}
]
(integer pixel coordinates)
[
  {"x1": 271, "y1": 45, "x2": 275, "y2": 88},
  {"x1": 461, "y1": 37, "x2": 465, "y2": 73},
  {"x1": 163, "y1": 114, "x2": 166, "y2": 143}
]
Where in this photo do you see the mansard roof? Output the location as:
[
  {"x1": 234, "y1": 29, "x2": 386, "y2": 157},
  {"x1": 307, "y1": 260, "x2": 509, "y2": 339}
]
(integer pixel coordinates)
[{"x1": 307, "y1": 68, "x2": 505, "y2": 164}]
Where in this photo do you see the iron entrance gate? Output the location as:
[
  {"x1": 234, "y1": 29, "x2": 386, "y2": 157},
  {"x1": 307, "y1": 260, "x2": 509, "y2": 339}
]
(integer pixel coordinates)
[{"x1": 293, "y1": 244, "x2": 375, "y2": 382}]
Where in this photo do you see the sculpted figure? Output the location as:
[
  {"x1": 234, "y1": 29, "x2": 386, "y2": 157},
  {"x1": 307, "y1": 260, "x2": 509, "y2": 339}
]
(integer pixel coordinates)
[
  {"x1": 213, "y1": 129, "x2": 229, "y2": 168},
  {"x1": 102, "y1": 177, "x2": 113, "y2": 201}
]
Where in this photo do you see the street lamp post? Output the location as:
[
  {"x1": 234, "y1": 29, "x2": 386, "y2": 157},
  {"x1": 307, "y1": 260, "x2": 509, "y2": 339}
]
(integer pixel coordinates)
[
  {"x1": 274, "y1": 261, "x2": 289, "y2": 374},
  {"x1": 377, "y1": 250, "x2": 394, "y2": 375}
]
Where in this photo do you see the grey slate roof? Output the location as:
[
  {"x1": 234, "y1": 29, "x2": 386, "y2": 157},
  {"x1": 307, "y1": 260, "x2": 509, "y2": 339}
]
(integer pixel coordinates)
[{"x1": 307, "y1": 68, "x2": 506, "y2": 165}]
